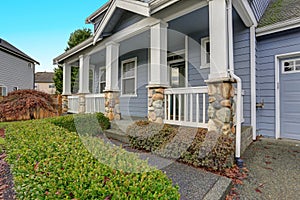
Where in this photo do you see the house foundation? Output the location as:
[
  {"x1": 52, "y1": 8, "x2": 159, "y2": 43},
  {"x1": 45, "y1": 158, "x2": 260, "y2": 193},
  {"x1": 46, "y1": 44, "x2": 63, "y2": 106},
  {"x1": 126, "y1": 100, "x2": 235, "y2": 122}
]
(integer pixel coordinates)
[
  {"x1": 104, "y1": 91, "x2": 120, "y2": 121},
  {"x1": 206, "y1": 79, "x2": 235, "y2": 135},
  {"x1": 148, "y1": 86, "x2": 166, "y2": 123},
  {"x1": 62, "y1": 95, "x2": 69, "y2": 114}
]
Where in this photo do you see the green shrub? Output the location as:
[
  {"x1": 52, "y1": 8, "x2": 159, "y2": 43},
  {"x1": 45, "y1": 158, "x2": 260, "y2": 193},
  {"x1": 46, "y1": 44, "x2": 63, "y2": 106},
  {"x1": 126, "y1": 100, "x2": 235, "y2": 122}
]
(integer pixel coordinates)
[
  {"x1": 48, "y1": 112, "x2": 110, "y2": 136},
  {"x1": 4, "y1": 120, "x2": 180, "y2": 199},
  {"x1": 127, "y1": 121, "x2": 235, "y2": 171}
]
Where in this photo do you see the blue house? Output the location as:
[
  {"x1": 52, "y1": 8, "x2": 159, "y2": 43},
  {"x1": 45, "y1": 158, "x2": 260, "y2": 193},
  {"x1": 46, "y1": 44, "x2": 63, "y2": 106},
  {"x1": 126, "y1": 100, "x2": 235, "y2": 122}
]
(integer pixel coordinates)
[{"x1": 53, "y1": 0, "x2": 300, "y2": 159}]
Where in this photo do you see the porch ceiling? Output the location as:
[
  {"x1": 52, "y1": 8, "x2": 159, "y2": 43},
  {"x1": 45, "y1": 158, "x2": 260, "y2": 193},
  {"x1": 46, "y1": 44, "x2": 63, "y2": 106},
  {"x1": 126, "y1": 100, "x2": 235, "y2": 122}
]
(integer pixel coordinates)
[{"x1": 168, "y1": 6, "x2": 209, "y2": 36}]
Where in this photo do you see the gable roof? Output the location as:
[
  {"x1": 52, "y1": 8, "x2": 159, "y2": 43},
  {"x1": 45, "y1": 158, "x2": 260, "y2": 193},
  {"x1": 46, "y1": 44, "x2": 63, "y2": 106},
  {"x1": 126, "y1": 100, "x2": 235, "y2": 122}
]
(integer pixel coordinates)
[
  {"x1": 0, "y1": 38, "x2": 39, "y2": 65},
  {"x1": 259, "y1": 0, "x2": 300, "y2": 27},
  {"x1": 35, "y1": 72, "x2": 54, "y2": 83}
]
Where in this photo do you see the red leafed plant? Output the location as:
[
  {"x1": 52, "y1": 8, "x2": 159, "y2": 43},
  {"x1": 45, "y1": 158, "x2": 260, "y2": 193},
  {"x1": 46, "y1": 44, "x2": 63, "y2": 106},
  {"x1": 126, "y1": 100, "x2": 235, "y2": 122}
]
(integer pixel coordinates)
[{"x1": 0, "y1": 90, "x2": 58, "y2": 122}]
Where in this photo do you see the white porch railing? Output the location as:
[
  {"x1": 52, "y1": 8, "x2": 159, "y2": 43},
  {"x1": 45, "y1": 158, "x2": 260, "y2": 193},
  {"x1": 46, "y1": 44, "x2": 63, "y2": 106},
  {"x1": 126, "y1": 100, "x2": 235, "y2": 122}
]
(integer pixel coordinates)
[
  {"x1": 164, "y1": 86, "x2": 209, "y2": 128},
  {"x1": 68, "y1": 94, "x2": 105, "y2": 114},
  {"x1": 68, "y1": 96, "x2": 79, "y2": 114},
  {"x1": 85, "y1": 94, "x2": 105, "y2": 113}
]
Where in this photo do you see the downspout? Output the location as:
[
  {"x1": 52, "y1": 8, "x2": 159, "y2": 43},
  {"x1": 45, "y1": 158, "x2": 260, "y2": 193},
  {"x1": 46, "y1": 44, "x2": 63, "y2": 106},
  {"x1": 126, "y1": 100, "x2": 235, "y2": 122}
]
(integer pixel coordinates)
[
  {"x1": 227, "y1": 0, "x2": 243, "y2": 160},
  {"x1": 250, "y1": 25, "x2": 257, "y2": 140}
]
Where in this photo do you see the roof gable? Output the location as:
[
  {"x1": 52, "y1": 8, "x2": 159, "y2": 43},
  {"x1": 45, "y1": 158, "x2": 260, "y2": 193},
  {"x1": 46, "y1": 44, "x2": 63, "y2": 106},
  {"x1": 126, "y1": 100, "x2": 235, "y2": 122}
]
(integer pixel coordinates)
[
  {"x1": 0, "y1": 38, "x2": 39, "y2": 64},
  {"x1": 35, "y1": 72, "x2": 54, "y2": 83}
]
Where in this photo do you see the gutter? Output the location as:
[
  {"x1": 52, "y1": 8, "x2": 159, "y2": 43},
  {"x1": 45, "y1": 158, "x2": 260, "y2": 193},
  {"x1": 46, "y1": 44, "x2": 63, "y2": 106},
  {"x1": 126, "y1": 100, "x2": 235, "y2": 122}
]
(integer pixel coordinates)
[
  {"x1": 0, "y1": 46, "x2": 39, "y2": 65},
  {"x1": 256, "y1": 17, "x2": 300, "y2": 37},
  {"x1": 227, "y1": 0, "x2": 243, "y2": 159}
]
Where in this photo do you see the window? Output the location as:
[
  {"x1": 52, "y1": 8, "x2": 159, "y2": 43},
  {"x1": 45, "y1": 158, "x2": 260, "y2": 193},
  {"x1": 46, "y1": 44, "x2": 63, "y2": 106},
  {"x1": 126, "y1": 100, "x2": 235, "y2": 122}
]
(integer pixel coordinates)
[
  {"x1": 49, "y1": 84, "x2": 55, "y2": 88},
  {"x1": 201, "y1": 37, "x2": 210, "y2": 68},
  {"x1": 282, "y1": 58, "x2": 300, "y2": 73},
  {"x1": 13, "y1": 87, "x2": 18, "y2": 91},
  {"x1": 121, "y1": 57, "x2": 137, "y2": 96},
  {"x1": 0, "y1": 85, "x2": 7, "y2": 96},
  {"x1": 99, "y1": 67, "x2": 106, "y2": 93}
]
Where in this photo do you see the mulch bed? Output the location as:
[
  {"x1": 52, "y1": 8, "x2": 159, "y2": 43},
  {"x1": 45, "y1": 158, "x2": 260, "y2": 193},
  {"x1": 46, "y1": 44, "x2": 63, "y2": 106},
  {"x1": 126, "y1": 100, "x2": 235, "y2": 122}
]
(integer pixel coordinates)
[{"x1": 0, "y1": 128, "x2": 15, "y2": 200}]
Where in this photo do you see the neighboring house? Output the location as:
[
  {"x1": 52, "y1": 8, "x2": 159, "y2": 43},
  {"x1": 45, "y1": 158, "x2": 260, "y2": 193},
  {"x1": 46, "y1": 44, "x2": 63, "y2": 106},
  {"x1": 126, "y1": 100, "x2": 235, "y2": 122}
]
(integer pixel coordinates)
[
  {"x1": 0, "y1": 38, "x2": 39, "y2": 96},
  {"x1": 53, "y1": 0, "x2": 300, "y2": 159},
  {"x1": 35, "y1": 72, "x2": 56, "y2": 94}
]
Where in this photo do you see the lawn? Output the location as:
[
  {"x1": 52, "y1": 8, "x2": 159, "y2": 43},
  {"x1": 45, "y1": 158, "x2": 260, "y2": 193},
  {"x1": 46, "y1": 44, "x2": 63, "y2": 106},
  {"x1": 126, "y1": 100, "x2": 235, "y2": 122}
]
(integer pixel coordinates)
[{"x1": 0, "y1": 114, "x2": 179, "y2": 199}]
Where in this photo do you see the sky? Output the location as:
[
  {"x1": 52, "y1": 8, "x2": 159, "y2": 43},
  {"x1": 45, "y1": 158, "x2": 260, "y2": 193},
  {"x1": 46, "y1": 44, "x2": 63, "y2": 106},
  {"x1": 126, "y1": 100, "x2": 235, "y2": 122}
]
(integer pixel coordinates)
[{"x1": 0, "y1": 0, "x2": 107, "y2": 72}]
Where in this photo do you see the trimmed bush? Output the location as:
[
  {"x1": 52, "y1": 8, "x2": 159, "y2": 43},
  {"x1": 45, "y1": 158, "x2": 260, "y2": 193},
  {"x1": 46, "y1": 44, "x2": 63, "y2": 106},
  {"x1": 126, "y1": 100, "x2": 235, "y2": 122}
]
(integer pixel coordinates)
[
  {"x1": 127, "y1": 121, "x2": 235, "y2": 171},
  {"x1": 2, "y1": 119, "x2": 179, "y2": 199},
  {"x1": 48, "y1": 112, "x2": 110, "y2": 135}
]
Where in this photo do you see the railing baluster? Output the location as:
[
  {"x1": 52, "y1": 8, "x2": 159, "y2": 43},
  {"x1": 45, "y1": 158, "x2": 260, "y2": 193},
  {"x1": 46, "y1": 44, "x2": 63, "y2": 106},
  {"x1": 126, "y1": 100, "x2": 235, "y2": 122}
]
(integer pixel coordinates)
[
  {"x1": 203, "y1": 93, "x2": 206, "y2": 124},
  {"x1": 173, "y1": 94, "x2": 176, "y2": 121},
  {"x1": 196, "y1": 93, "x2": 199, "y2": 123},
  {"x1": 164, "y1": 94, "x2": 167, "y2": 122},
  {"x1": 190, "y1": 93, "x2": 193, "y2": 122},
  {"x1": 168, "y1": 94, "x2": 171, "y2": 121},
  {"x1": 178, "y1": 94, "x2": 182, "y2": 122},
  {"x1": 184, "y1": 94, "x2": 187, "y2": 122}
]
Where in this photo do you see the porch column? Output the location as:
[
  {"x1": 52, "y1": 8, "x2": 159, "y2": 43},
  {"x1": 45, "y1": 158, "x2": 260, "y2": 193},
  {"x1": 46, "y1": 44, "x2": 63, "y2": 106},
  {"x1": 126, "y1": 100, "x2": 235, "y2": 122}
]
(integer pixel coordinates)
[
  {"x1": 78, "y1": 55, "x2": 90, "y2": 113},
  {"x1": 148, "y1": 21, "x2": 169, "y2": 123},
  {"x1": 62, "y1": 63, "x2": 71, "y2": 114},
  {"x1": 104, "y1": 42, "x2": 121, "y2": 120},
  {"x1": 207, "y1": 0, "x2": 235, "y2": 138}
]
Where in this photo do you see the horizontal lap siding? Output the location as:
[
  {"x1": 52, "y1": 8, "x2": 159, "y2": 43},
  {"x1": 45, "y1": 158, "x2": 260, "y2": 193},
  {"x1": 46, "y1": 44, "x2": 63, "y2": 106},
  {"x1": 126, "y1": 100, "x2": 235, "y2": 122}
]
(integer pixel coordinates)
[
  {"x1": 233, "y1": 12, "x2": 251, "y2": 126},
  {"x1": 256, "y1": 28, "x2": 300, "y2": 137},
  {"x1": 119, "y1": 49, "x2": 148, "y2": 118},
  {"x1": 0, "y1": 50, "x2": 34, "y2": 92}
]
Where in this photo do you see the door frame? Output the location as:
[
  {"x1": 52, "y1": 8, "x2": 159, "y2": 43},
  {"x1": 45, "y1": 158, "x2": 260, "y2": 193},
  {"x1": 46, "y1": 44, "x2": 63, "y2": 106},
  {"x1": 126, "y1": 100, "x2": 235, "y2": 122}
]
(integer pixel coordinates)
[{"x1": 275, "y1": 51, "x2": 300, "y2": 139}]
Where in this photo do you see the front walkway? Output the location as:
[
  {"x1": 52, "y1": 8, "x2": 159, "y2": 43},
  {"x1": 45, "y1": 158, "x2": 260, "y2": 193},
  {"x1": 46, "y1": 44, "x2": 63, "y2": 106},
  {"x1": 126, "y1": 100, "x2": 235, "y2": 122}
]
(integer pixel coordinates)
[{"x1": 238, "y1": 138, "x2": 300, "y2": 199}]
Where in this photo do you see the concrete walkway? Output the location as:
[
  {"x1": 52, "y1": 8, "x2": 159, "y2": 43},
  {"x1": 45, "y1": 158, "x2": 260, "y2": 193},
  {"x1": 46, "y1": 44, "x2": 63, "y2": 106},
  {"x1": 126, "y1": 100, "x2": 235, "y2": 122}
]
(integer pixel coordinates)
[{"x1": 238, "y1": 138, "x2": 300, "y2": 199}]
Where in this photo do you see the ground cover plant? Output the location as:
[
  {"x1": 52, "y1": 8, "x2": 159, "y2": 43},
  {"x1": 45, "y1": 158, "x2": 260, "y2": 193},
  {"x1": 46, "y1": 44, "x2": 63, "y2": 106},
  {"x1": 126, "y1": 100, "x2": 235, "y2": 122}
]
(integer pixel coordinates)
[
  {"x1": 0, "y1": 118, "x2": 179, "y2": 199},
  {"x1": 127, "y1": 121, "x2": 235, "y2": 171},
  {"x1": 0, "y1": 90, "x2": 57, "y2": 122}
]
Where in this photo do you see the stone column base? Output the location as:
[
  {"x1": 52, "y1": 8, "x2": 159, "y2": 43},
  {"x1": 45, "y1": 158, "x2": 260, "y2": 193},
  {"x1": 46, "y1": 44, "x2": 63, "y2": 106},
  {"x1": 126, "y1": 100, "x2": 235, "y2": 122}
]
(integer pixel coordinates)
[
  {"x1": 62, "y1": 95, "x2": 69, "y2": 114},
  {"x1": 148, "y1": 86, "x2": 166, "y2": 123},
  {"x1": 104, "y1": 91, "x2": 120, "y2": 121},
  {"x1": 78, "y1": 94, "x2": 86, "y2": 114},
  {"x1": 206, "y1": 79, "x2": 235, "y2": 136}
]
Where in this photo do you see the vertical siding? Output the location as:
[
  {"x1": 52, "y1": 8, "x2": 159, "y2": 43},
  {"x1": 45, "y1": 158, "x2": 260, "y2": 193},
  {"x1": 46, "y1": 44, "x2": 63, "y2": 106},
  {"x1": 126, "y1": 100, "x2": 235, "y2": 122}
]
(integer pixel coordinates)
[
  {"x1": 119, "y1": 49, "x2": 148, "y2": 117},
  {"x1": 247, "y1": 0, "x2": 271, "y2": 21},
  {"x1": 233, "y1": 11, "x2": 251, "y2": 126},
  {"x1": 0, "y1": 50, "x2": 34, "y2": 93},
  {"x1": 256, "y1": 28, "x2": 300, "y2": 137}
]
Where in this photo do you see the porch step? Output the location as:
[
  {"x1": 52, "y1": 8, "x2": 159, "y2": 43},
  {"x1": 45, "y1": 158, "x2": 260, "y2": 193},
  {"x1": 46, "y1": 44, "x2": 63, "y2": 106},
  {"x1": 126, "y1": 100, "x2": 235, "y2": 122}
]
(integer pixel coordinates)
[{"x1": 104, "y1": 129, "x2": 130, "y2": 144}]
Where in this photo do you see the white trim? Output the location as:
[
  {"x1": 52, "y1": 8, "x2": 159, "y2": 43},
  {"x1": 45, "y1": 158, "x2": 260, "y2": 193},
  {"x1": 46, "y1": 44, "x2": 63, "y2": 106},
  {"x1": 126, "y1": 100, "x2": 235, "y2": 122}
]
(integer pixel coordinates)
[
  {"x1": 162, "y1": 1, "x2": 208, "y2": 22},
  {"x1": 185, "y1": 35, "x2": 189, "y2": 87},
  {"x1": 257, "y1": 17, "x2": 300, "y2": 37},
  {"x1": 116, "y1": 0, "x2": 150, "y2": 17},
  {"x1": 121, "y1": 57, "x2": 138, "y2": 96},
  {"x1": 250, "y1": 26, "x2": 257, "y2": 140},
  {"x1": 281, "y1": 58, "x2": 300, "y2": 74},
  {"x1": 200, "y1": 36, "x2": 210, "y2": 69},
  {"x1": 232, "y1": 0, "x2": 257, "y2": 27}
]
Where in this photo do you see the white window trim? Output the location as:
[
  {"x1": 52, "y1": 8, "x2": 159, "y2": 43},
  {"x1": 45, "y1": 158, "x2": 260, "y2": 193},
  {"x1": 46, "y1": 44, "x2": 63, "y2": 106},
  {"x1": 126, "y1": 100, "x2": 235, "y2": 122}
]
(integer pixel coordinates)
[
  {"x1": 121, "y1": 57, "x2": 138, "y2": 97},
  {"x1": 281, "y1": 58, "x2": 300, "y2": 74},
  {"x1": 99, "y1": 66, "x2": 106, "y2": 94},
  {"x1": 0, "y1": 85, "x2": 7, "y2": 96},
  {"x1": 200, "y1": 37, "x2": 210, "y2": 69}
]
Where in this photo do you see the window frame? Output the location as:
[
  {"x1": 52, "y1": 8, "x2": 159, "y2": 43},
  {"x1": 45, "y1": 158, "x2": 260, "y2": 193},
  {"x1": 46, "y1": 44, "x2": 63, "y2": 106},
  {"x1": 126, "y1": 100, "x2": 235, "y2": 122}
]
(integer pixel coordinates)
[
  {"x1": 99, "y1": 66, "x2": 106, "y2": 94},
  {"x1": 200, "y1": 37, "x2": 210, "y2": 69},
  {"x1": 281, "y1": 58, "x2": 300, "y2": 74},
  {"x1": 121, "y1": 57, "x2": 137, "y2": 97},
  {"x1": 0, "y1": 85, "x2": 7, "y2": 96}
]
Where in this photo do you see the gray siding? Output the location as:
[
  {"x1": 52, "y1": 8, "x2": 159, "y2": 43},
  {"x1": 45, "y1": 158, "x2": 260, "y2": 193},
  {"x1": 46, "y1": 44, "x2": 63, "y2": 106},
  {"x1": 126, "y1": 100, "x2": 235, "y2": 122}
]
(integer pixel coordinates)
[
  {"x1": 112, "y1": 11, "x2": 144, "y2": 34},
  {"x1": 256, "y1": 28, "x2": 300, "y2": 137},
  {"x1": 248, "y1": 0, "x2": 271, "y2": 21},
  {"x1": 233, "y1": 11, "x2": 251, "y2": 126},
  {"x1": 119, "y1": 49, "x2": 148, "y2": 118},
  {"x1": 0, "y1": 50, "x2": 34, "y2": 93}
]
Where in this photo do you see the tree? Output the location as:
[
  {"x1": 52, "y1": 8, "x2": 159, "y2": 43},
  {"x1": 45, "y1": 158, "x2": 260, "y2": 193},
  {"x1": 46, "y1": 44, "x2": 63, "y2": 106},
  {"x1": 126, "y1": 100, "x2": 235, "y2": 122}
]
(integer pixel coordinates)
[{"x1": 53, "y1": 28, "x2": 92, "y2": 94}]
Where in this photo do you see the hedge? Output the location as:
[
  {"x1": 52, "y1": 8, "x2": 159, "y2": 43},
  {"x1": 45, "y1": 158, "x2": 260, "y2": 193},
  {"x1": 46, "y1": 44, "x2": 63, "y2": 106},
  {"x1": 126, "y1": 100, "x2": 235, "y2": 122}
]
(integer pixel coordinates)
[
  {"x1": 1, "y1": 119, "x2": 179, "y2": 199},
  {"x1": 127, "y1": 121, "x2": 235, "y2": 171}
]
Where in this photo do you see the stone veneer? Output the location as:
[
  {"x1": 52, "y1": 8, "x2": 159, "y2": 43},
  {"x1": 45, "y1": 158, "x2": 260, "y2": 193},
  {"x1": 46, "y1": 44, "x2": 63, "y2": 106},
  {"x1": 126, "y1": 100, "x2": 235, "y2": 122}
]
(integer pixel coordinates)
[
  {"x1": 104, "y1": 91, "x2": 121, "y2": 121},
  {"x1": 148, "y1": 87, "x2": 165, "y2": 123},
  {"x1": 62, "y1": 95, "x2": 69, "y2": 114},
  {"x1": 207, "y1": 79, "x2": 235, "y2": 136}
]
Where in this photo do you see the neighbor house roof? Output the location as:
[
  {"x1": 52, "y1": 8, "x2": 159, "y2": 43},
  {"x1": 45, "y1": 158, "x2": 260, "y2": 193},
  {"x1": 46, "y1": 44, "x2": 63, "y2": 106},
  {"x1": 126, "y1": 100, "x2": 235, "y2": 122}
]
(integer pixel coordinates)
[
  {"x1": 35, "y1": 72, "x2": 54, "y2": 83},
  {"x1": 0, "y1": 38, "x2": 40, "y2": 65},
  {"x1": 259, "y1": 0, "x2": 300, "y2": 27}
]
